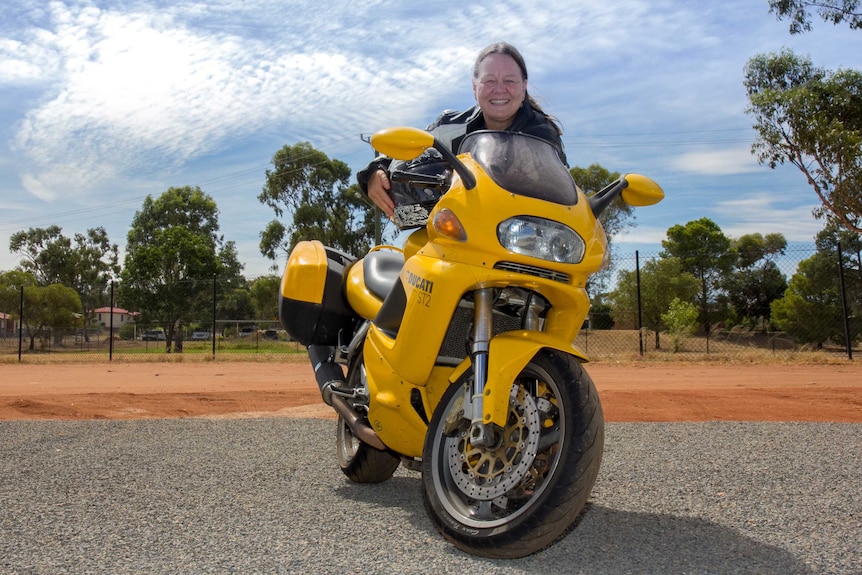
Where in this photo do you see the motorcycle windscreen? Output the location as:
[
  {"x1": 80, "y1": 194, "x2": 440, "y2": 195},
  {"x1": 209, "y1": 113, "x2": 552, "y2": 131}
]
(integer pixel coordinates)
[{"x1": 459, "y1": 131, "x2": 578, "y2": 206}]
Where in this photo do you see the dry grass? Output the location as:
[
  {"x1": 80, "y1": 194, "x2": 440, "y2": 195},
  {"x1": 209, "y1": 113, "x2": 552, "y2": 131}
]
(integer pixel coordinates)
[
  {"x1": 589, "y1": 349, "x2": 854, "y2": 366},
  {"x1": 573, "y1": 329, "x2": 856, "y2": 365},
  {"x1": 2, "y1": 329, "x2": 856, "y2": 366},
  {"x1": 0, "y1": 352, "x2": 309, "y2": 366}
]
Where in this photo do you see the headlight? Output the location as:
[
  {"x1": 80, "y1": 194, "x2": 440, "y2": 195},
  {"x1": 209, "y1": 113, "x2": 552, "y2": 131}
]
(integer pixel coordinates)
[{"x1": 497, "y1": 216, "x2": 585, "y2": 264}]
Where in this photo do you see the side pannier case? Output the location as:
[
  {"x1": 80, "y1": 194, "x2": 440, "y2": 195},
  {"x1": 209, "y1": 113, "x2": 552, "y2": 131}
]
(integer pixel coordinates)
[{"x1": 278, "y1": 240, "x2": 356, "y2": 346}]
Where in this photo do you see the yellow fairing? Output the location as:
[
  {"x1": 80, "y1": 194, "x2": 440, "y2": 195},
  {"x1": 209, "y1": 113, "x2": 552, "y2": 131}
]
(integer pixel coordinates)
[
  {"x1": 402, "y1": 228, "x2": 427, "y2": 261},
  {"x1": 281, "y1": 240, "x2": 326, "y2": 303},
  {"x1": 483, "y1": 332, "x2": 588, "y2": 428},
  {"x1": 365, "y1": 328, "x2": 592, "y2": 453},
  {"x1": 424, "y1": 156, "x2": 609, "y2": 279},
  {"x1": 361, "y1": 157, "x2": 606, "y2": 444},
  {"x1": 363, "y1": 333, "x2": 427, "y2": 457},
  {"x1": 364, "y1": 258, "x2": 593, "y2": 447},
  {"x1": 345, "y1": 260, "x2": 382, "y2": 320}
]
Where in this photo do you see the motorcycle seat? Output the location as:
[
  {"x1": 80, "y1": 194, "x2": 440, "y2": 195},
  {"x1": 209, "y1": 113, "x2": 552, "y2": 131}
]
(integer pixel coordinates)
[{"x1": 363, "y1": 250, "x2": 404, "y2": 301}]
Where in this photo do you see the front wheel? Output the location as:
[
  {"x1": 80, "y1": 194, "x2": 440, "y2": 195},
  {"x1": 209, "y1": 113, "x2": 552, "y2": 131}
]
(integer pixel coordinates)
[{"x1": 422, "y1": 350, "x2": 604, "y2": 558}]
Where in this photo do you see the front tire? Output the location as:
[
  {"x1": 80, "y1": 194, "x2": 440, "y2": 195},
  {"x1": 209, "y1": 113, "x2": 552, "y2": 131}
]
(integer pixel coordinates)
[{"x1": 422, "y1": 350, "x2": 604, "y2": 558}]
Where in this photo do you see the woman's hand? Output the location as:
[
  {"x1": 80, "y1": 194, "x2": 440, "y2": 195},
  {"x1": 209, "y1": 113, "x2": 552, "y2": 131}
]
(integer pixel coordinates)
[{"x1": 367, "y1": 169, "x2": 395, "y2": 219}]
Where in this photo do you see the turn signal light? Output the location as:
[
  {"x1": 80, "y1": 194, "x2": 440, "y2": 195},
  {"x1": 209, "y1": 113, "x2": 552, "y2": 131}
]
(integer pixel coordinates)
[{"x1": 432, "y1": 209, "x2": 467, "y2": 242}]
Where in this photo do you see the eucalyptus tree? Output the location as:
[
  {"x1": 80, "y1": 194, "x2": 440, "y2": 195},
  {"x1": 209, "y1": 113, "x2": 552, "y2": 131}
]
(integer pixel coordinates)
[
  {"x1": 745, "y1": 49, "x2": 862, "y2": 235},
  {"x1": 258, "y1": 142, "x2": 387, "y2": 266},
  {"x1": 661, "y1": 218, "x2": 735, "y2": 334},
  {"x1": 120, "y1": 186, "x2": 242, "y2": 352},
  {"x1": 9, "y1": 225, "x2": 120, "y2": 335},
  {"x1": 768, "y1": 0, "x2": 862, "y2": 33}
]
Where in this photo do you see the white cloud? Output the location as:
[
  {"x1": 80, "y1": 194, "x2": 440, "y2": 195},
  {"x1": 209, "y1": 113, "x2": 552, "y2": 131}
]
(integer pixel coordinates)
[
  {"x1": 615, "y1": 225, "x2": 669, "y2": 245},
  {"x1": 0, "y1": 38, "x2": 56, "y2": 84},
  {"x1": 20, "y1": 173, "x2": 57, "y2": 202},
  {"x1": 670, "y1": 147, "x2": 761, "y2": 176},
  {"x1": 20, "y1": 161, "x2": 116, "y2": 202},
  {"x1": 714, "y1": 193, "x2": 822, "y2": 241},
  {"x1": 2, "y1": 0, "x2": 861, "y2": 278},
  {"x1": 8, "y1": 1, "x2": 484, "y2": 200}
]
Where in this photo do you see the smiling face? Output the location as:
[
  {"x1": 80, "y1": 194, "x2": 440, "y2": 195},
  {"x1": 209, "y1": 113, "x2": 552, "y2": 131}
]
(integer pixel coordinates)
[{"x1": 472, "y1": 52, "x2": 527, "y2": 130}]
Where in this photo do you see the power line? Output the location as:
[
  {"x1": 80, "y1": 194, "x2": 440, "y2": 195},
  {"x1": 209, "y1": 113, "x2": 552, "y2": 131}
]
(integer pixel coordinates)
[{"x1": 0, "y1": 127, "x2": 760, "y2": 233}]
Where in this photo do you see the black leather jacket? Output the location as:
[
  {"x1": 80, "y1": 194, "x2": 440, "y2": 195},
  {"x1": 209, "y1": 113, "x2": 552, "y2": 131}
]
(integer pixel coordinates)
[{"x1": 357, "y1": 101, "x2": 567, "y2": 193}]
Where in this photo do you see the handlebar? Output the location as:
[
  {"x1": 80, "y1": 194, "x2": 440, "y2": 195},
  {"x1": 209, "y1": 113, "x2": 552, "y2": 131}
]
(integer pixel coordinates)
[{"x1": 389, "y1": 169, "x2": 448, "y2": 188}]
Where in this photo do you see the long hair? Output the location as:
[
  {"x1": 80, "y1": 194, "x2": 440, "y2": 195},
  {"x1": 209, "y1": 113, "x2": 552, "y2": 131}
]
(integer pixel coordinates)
[{"x1": 472, "y1": 42, "x2": 563, "y2": 136}]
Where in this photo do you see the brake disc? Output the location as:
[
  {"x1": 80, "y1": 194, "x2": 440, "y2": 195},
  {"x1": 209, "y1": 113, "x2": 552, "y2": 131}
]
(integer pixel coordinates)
[{"x1": 445, "y1": 385, "x2": 541, "y2": 501}]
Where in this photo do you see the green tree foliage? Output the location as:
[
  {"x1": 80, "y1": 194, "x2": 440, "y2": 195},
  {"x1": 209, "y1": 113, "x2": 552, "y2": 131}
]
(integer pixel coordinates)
[
  {"x1": 608, "y1": 257, "x2": 699, "y2": 349},
  {"x1": 771, "y1": 224, "x2": 862, "y2": 346},
  {"x1": 722, "y1": 233, "x2": 789, "y2": 329},
  {"x1": 662, "y1": 297, "x2": 700, "y2": 353},
  {"x1": 7, "y1": 283, "x2": 82, "y2": 351},
  {"x1": 210, "y1": 274, "x2": 280, "y2": 325},
  {"x1": 258, "y1": 142, "x2": 386, "y2": 263},
  {"x1": 771, "y1": 255, "x2": 846, "y2": 346},
  {"x1": 816, "y1": 223, "x2": 862, "y2": 329},
  {"x1": 8, "y1": 225, "x2": 120, "y2": 334},
  {"x1": 661, "y1": 218, "x2": 735, "y2": 333},
  {"x1": 0, "y1": 271, "x2": 37, "y2": 327},
  {"x1": 768, "y1": 0, "x2": 862, "y2": 33},
  {"x1": 815, "y1": 219, "x2": 862, "y2": 259},
  {"x1": 570, "y1": 164, "x2": 635, "y2": 239},
  {"x1": 818, "y1": 222, "x2": 862, "y2": 331},
  {"x1": 217, "y1": 284, "x2": 255, "y2": 323},
  {"x1": 119, "y1": 186, "x2": 243, "y2": 352},
  {"x1": 588, "y1": 302, "x2": 615, "y2": 330},
  {"x1": 571, "y1": 164, "x2": 637, "y2": 293},
  {"x1": 744, "y1": 49, "x2": 862, "y2": 234},
  {"x1": 249, "y1": 275, "x2": 281, "y2": 321}
]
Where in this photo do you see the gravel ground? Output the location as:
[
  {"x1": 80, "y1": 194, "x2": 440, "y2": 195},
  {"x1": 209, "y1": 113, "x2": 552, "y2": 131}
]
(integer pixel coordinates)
[{"x1": 0, "y1": 419, "x2": 859, "y2": 575}]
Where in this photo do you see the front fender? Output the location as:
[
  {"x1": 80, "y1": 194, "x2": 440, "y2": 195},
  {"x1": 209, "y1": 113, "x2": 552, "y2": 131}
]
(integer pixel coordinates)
[{"x1": 483, "y1": 331, "x2": 589, "y2": 429}]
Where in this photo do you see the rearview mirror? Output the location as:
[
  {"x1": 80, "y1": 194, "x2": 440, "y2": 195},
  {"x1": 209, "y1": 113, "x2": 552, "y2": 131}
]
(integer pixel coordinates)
[
  {"x1": 370, "y1": 127, "x2": 435, "y2": 161},
  {"x1": 621, "y1": 174, "x2": 664, "y2": 206}
]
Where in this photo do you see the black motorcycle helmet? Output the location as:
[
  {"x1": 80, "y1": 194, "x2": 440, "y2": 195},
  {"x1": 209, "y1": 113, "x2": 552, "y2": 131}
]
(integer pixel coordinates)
[{"x1": 388, "y1": 151, "x2": 452, "y2": 230}]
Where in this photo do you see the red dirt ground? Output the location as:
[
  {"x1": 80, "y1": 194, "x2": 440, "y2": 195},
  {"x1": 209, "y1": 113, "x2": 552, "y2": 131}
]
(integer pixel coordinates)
[{"x1": 0, "y1": 360, "x2": 859, "y2": 422}]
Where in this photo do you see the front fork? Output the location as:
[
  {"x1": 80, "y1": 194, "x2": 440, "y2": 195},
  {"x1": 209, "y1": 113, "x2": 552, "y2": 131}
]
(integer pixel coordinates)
[
  {"x1": 464, "y1": 288, "x2": 545, "y2": 447},
  {"x1": 465, "y1": 288, "x2": 494, "y2": 447}
]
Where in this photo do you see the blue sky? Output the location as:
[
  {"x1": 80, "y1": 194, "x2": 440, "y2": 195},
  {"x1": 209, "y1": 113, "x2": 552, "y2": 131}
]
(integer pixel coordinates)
[{"x1": 1, "y1": 0, "x2": 860, "y2": 278}]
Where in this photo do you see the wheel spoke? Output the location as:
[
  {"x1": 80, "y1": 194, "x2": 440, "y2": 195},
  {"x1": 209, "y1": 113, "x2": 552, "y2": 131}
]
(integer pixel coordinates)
[
  {"x1": 423, "y1": 352, "x2": 604, "y2": 557},
  {"x1": 442, "y1": 383, "x2": 543, "y2": 504},
  {"x1": 472, "y1": 500, "x2": 496, "y2": 520}
]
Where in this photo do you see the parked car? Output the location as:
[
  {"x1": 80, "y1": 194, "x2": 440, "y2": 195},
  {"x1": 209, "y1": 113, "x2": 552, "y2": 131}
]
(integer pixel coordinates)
[
  {"x1": 141, "y1": 330, "x2": 165, "y2": 341},
  {"x1": 239, "y1": 326, "x2": 257, "y2": 338},
  {"x1": 262, "y1": 329, "x2": 279, "y2": 341},
  {"x1": 191, "y1": 331, "x2": 211, "y2": 341}
]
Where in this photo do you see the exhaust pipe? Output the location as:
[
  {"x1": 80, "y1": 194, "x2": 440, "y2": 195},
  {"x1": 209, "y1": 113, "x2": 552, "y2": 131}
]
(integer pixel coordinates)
[
  {"x1": 329, "y1": 395, "x2": 387, "y2": 451},
  {"x1": 307, "y1": 344, "x2": 346, "y2": 406},
  {"x1": 307, "y1": 345, "x2": 387, "y2": 451}
]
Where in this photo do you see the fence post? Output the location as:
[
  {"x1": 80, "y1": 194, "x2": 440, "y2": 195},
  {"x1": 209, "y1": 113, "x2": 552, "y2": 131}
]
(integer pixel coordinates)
[
  {"x1": 18, "y1": 285, "x2": 23, "y2": 362},
  {"x1": 837, "y1": 242, "x2": 853, "y2": 361},
  {"x1": 109, "y1": 281, "x2": 115, "y2": 361},
  {"x1": 211, "y1": 274, "x2": 217, "y2": 358},
  {"x1": 636, "y1": 250, "x2": 644, "y2": 356}
]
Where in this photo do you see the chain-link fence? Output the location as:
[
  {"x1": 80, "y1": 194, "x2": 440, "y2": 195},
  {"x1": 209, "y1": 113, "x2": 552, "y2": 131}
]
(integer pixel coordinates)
[
  {"x1": 588, "y1": 244, "x2": 860, "y2": 360},
  {"x1": 2, "y1": 245, "x2": 859, "y2": 362},
  {"x1": 0, "y1": 318, "x2": 306, "y2": 360}
]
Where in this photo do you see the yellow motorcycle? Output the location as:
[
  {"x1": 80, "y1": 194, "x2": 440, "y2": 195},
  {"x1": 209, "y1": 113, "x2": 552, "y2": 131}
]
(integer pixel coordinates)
[{"x1": 279, "y1": 126, "x2": 663, "y2": 558}]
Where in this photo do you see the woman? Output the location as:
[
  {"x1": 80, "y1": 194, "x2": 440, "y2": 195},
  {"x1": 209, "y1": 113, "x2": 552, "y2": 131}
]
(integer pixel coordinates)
[{"x1": 359, "y1": 42, "x2": 566, "y2": 218}]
